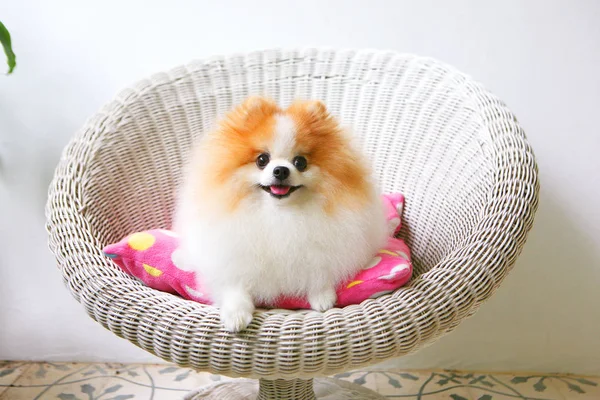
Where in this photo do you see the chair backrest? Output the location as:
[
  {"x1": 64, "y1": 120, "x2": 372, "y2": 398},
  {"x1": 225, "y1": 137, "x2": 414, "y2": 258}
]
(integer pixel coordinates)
[{"x1": 69, "y1": 50, "x2": 519, "y2": 278}]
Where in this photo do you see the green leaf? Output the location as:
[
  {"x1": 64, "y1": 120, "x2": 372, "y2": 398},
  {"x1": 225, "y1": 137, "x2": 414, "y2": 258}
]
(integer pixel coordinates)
[
  {"x1": 0, "y1": 21, "x2": 16, "y2": 74},
  {"x1": 57, "y1": 394, "x2": 80, "y2": 400},
  {"x1": 81, "y1": 384, "x2": 95, "y2": 394},
  {"x1": 399, "y1": 373, "x2": 419, "y2": 381},
  {"x1": 478, "y1": 395, "x2": 492, "y2": 400},
  {"x1": 0, "y1": 368, "x2": 15, "y2": 377},
  {"x1": 450, "y1": 394, "x2": 468, "y2": 400},
  {"x1": 104, "y1": 384, "x2": 122, "y2": 394},
  {"x1": 82, "y1": 369, "x2": 97, "y2": 376},
  {"x1": 533, "y1": 378, "x2": 547, "y2": 392},
  {"x1": 575, "y1": 378, "x2": 598, "y2": 386},
  {"x1": 158, "y1": 366, "x2": 178, "y2": 374},
  {"x1": 175, "y1": 370, "x2": 191, "y2": 381},
  {"x1": 567, "y1": 383, "x2": 585, "y2": 393},
  {"x1": 388, "y1": 377, "x2": 402, "y2": 388},
  {"x1": 106, "y1": 396, "x2": 134, "y2": 400},
  {"x1": 510, "y1": 376, "x2": 530, "y2": 384}
]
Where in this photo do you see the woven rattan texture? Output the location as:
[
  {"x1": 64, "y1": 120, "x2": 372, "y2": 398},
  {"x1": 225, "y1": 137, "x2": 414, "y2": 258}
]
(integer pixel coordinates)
[{"x1": 46, "y1": 49, "x2": 539, "y2": 380}]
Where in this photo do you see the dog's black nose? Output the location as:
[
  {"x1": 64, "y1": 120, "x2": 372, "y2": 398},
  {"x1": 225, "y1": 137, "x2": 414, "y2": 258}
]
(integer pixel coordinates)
[{"x1": 273, "y1": 166, "x2": 290, "y2": 181}]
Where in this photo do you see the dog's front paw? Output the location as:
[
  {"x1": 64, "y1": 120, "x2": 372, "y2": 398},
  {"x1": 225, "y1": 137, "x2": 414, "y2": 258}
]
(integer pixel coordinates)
[
  {"x1": 309, "y1": 288, "x2": 337, "y2": 312},
  {"x1": 221, "y1": 307, "x2": 253, "y2": 332},
  {"x1": 220, "y1": 296, "x2": 255, "y2": 333}
]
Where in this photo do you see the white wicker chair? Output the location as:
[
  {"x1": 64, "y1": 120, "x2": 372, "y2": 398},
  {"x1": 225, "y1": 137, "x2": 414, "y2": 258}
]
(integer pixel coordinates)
[{"x1": 46, "y1": 49, "x2": 539, "y2": 399}]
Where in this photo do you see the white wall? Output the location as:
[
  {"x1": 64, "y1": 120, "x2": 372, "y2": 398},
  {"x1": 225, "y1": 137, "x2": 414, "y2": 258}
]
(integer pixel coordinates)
[{"x1": 1, "y1": 0, "x2": 599, "y2": 375}]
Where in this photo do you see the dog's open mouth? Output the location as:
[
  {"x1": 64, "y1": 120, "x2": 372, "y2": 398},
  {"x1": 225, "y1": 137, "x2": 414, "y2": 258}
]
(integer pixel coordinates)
[{"x1": 260, "y1": 185, "x2": 302, "y2": 199}]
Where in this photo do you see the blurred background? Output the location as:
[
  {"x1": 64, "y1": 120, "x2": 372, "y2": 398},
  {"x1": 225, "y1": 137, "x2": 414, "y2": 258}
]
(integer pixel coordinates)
[{"x1": 1, "y1": 0, "x2": 598, "y2": 376}]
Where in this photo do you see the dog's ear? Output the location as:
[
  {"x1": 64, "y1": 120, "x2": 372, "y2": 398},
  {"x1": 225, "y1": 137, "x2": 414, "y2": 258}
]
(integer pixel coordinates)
[
  {"x1": 240, "y1": 96, "x2": 279, "y2": 116},
  {"x1": 222, "y1": 96, "x2": 280, "y2": 132},
  {"x1": 286, "y1": 99, "x2": 338, "y2": 136},
  {"x1": 286, "y1": 99, "x2": 329, "y2": 123}
]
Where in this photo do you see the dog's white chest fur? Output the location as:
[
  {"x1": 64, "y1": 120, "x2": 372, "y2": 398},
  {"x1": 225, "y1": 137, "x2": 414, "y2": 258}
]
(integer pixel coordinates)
[{"x1": 178, "y1": 196, "x2": 385, "y2": 304}]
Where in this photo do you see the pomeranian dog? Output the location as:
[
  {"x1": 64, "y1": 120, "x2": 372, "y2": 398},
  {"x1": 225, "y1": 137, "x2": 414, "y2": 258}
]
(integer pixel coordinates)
[{"x1": 174, "y1": 96, "x2": 387, "y2": 332}]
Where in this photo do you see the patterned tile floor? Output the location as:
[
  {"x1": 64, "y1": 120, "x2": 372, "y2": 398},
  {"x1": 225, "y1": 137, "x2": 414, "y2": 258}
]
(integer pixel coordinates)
[{"x1": 1, "y1": 361, "x2": 598, "y2": 399}]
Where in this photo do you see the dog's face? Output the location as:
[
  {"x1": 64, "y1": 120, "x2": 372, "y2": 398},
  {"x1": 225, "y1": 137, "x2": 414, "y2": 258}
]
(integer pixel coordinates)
[
  {"x1": 196, "y1": 96, "x2": 371, "y2": 212},
  {"x1": 249, "y1": 110, "x2": 321, "y2": 201}
]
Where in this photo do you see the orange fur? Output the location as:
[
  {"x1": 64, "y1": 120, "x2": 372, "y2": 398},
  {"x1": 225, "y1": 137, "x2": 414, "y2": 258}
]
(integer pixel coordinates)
[{"x1": 285, "y1": 100, "x2": 370, "y2": 213}]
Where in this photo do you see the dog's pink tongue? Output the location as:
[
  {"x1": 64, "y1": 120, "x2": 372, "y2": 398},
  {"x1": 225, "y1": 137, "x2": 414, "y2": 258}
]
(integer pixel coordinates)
[{"x1": 270, "y1": 185, "x2": 291, "y2": 195}]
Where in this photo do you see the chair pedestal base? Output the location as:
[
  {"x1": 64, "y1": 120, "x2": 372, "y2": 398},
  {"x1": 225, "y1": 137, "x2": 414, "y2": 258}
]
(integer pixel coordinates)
[{"x1": 184, "y1": 377, "x2": 387, "y2": 400}]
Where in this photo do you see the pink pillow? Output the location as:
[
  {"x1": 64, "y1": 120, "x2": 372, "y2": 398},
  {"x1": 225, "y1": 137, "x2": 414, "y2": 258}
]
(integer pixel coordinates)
[{"x1": 103, "y1": 193, "x2": 412, "y2": 309}]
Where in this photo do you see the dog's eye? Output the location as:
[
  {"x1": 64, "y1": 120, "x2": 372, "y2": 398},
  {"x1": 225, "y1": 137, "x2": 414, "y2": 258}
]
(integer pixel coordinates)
[
  {"x1": 256, "y1": 153, "x2": 270, "y2": 169},
  {"x1": 293, "y1": 156, "x2": 308, "y2": 172}
]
